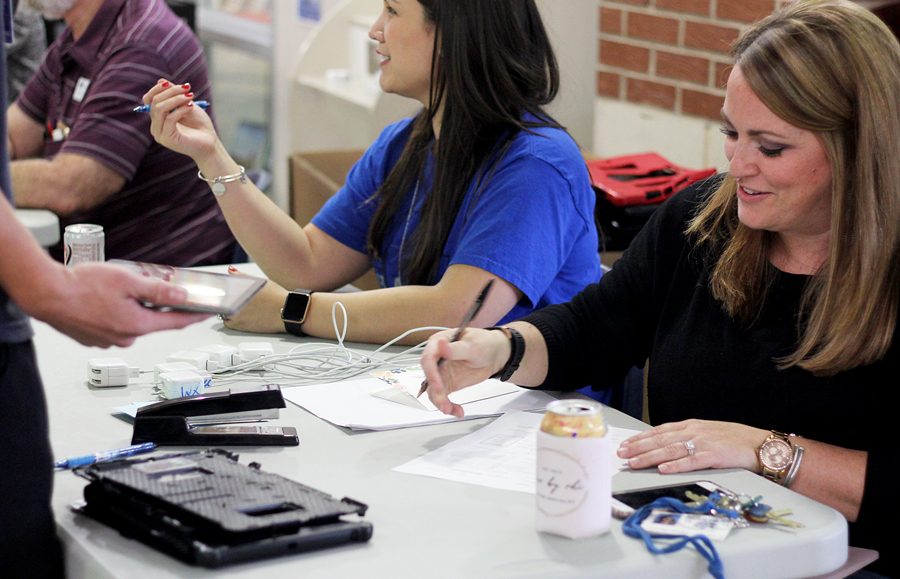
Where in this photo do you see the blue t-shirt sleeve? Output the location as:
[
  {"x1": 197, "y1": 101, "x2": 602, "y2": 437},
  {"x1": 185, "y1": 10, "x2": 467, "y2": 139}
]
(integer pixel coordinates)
[
  {"x1": 447, "y1": 142, "x2": 597, "y2": 308},
  {"x1": 311, "y1": 119, "x2": 413, "y2": 254}
]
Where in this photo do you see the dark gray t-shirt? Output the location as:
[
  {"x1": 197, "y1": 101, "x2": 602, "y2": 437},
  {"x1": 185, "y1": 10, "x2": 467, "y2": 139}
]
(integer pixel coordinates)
[
  {"x1": 6, "y1": 3, "x2": 46, "y2": 103},
  {"x1": 1, "y1": 3, "x2": 34, "y2": 343}
]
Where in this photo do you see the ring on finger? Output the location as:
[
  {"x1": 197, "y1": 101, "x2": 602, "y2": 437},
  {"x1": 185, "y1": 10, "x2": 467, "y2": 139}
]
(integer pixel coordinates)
[{"x1": 682, "y1": 440, "x2": 696, "y2": 456}]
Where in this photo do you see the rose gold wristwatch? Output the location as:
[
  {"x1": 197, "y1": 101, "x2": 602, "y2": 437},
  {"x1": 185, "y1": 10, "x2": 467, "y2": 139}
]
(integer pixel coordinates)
[{"x1": 757, "y1": 430, "x2": 797, "y2": 485}]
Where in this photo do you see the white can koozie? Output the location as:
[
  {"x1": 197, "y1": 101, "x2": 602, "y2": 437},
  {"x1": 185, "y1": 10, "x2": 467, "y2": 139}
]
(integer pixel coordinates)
[{"x1": 535, "y1": 400, "x2": 612, "y2": 538}]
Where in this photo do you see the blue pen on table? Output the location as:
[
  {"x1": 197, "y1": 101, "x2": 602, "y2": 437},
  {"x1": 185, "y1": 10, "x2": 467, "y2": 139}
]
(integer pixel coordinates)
[
  {"x1": 132, "y1": 100, "x2": 209, "y2": 113},
  {"x1": 54, "y1": 442, "x2": 157, "y2": 469}
]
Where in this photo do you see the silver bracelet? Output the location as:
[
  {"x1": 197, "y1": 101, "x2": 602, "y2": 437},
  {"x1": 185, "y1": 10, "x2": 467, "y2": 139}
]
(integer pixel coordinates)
[
  {"x1": 782, "y1": 444, "x2": 805, "y2": 488},
  {"x1": 197, "y1": 165, "x2": 247, "y2": 197}
]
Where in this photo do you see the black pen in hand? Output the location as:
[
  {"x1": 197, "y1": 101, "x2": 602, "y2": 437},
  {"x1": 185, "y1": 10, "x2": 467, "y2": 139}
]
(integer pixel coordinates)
[{"x1": 417, "y1": 279, "x2": 495, "y2": 398}]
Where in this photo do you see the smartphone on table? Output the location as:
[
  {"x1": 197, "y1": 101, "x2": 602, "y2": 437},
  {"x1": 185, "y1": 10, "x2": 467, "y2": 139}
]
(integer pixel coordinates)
[{"x1": 611, "y1": 480, "x2": 734, "y2": 519}]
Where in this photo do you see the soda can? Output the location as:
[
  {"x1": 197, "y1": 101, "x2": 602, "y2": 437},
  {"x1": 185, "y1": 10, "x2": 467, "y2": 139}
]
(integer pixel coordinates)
[
  {"x1": 64, "y1": 224, "x2": 105, "y2": 267},
  {"x1": 535, "y1": 399, "x2": 612, "y2": 538}
]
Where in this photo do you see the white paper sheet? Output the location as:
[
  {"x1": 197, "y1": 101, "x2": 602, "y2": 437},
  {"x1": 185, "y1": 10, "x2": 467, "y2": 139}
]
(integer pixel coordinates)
[
  {"x1": 368, "y1": 367, "x2": 520, "y2": 411},
  {"x1": 393, "y1": 411, "x2": 639, "y2": 493},
  {"x1": 281, "y1": 373, "x2": 554, "y2": 431}
]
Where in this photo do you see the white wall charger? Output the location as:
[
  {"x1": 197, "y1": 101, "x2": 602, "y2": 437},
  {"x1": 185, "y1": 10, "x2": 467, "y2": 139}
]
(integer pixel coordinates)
[
  {"x1": 87, "y1": 357, "x2": 140, "y2": 387},
  {"x1": 236, "y1": 342, "x2": 275, "y2": 368},
  {"x1": 195, "y1": 344, "x2": 239, "y2": 371},
  {"x1": 165, "y1": 350, "x2": 211, "y2": 370},
  {"x1": 158, "y1": 369, "x2": 214, "y2": 399},
  {"x1": 153, "y1": 361, "x2": 197, "y2": 383}
]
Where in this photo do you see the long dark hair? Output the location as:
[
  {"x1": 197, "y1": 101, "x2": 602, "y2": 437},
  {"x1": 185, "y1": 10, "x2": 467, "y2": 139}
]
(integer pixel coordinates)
[{"x1": 366, "y1": 0, "x2": 561, "y2": 285}]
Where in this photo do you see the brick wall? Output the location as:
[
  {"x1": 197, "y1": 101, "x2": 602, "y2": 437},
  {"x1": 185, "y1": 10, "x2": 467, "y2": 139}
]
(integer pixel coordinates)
[{"x1": 596, "y1": 1, "x2": 783, "y2": 121}]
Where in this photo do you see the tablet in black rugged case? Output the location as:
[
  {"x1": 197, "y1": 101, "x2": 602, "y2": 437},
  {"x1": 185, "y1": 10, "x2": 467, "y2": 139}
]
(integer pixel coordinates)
[{"x1": 72, "y1": 449, "x2": 373, "y2": 568}]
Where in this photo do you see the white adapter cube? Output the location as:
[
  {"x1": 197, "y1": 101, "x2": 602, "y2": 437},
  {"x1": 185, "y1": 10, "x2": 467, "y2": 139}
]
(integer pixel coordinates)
[
  {"x1": 195, "y1": 344, "x2": 239, "y2": 370},
  {"x1": 153, "y1": 361, "x2": 197, "y2": 383},
  {"x1": 165, "y1": 350, "x2": 211, "y2": 370},
  {"x1": 88, "y1": 357, "x2": 138, "y2": 387},
  {"x1": 158, "y1": 369, "x2": 214, "y2": 399},
  {"x1": 237, "y1": 342, "x2": 275, "y2": 368}
]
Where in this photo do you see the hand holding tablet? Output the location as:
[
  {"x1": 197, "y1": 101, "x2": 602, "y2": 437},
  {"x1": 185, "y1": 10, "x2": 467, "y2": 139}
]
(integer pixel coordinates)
[{"x1": 108, "y1": 260, "x2": 266, "y2": 316}]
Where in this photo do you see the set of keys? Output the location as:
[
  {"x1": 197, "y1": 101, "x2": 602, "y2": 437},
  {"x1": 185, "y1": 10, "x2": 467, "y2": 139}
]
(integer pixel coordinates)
[
  {"x1": 684, "y1": 490, "x2": 804, "y2": 528},
  {"x1": 740, "y1": 496, "x2": 804, "y2": 527}
]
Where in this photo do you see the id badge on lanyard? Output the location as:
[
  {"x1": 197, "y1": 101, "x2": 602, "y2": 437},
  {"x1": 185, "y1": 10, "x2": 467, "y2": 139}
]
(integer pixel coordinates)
[
  {"x1": 73, "y1": 77, "x2": 91, "y2": 102},
  {"x1": 50, "y1": 76, "x2": 91, "y2": 143}
]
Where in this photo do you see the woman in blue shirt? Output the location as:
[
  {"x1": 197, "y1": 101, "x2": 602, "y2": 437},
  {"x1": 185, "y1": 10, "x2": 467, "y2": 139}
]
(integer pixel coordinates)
[{"x1": 144, "y1": 0, "x2": 600, "y2": 344}]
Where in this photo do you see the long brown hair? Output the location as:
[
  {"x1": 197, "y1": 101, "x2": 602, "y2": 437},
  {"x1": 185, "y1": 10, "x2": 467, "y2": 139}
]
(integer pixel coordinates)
[
  {"x1": 365, "y1": 0, "x2": 561, "y2": 285},
  {"x1": 687, "y1": 0, "x2": 900, "y2": 375}
]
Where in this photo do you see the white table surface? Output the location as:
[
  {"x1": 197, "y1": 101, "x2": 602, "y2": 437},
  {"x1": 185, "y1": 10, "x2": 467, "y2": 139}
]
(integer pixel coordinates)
[
  {"x1": 34, "y1": 274, "x2": 848, "y2": 578},
  {"x1": 15, "y1": 207, "x2": 60, "y2": 247}
]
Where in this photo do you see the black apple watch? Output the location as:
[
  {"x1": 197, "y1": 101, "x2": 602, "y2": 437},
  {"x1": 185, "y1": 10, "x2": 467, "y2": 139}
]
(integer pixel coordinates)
[{"x1": 281, "y1": 290, "x2": 312, "y2": 336}]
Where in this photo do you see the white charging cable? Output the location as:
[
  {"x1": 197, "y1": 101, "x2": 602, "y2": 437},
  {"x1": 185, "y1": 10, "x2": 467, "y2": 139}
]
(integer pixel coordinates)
[{"x1": 208, "y1": 302, "x2": 447, "y2": 385}]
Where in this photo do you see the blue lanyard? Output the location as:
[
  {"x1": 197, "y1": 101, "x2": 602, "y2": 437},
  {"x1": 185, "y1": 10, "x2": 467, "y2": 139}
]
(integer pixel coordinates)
[{"x1": 622, "y1": 495, "x2": 731, "y2": 579}]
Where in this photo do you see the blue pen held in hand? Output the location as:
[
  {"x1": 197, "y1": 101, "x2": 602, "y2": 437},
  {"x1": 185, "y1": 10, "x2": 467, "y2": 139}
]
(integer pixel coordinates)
[
  {"x1": 54, "y1": 442, "x2": 157, "y2": 469},
  {"x1": 132, "y1": 100, "x2": 209, "y2": 113}
]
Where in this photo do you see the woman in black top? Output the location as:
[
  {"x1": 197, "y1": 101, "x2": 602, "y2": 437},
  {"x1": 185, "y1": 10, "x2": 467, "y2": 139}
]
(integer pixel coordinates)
[{"x1": 420, "y1": 1, "x2": 899, "y2": 574}]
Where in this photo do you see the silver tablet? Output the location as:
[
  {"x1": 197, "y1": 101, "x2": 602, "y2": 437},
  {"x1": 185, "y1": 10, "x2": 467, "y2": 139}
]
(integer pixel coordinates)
[{"x1": 108, "y1": 260, "x2": 266, "y2": 316}]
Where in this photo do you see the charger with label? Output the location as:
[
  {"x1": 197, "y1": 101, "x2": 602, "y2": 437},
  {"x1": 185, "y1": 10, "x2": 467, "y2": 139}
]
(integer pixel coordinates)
[{"x1": 158, "y1": 369, "x2": 214, "y2": 399}]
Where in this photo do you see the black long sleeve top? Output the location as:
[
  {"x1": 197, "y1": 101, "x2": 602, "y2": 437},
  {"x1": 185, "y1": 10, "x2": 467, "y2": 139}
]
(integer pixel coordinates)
[{"x1": 523, "y1": 178, "x2": 897, "y2": 574}]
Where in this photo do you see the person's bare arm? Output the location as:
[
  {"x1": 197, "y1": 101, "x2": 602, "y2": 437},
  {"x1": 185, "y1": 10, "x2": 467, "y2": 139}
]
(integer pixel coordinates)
[
  {"x1": 420, "y1": 321, "x2": 549, "y2": 417},
  {"x1": 0, "y1": 194, "x2": 207, "y2": 347},
  {"x1": 7, "y1": 102, "x2": 45, "y2": 160},
  {"x1": 224, "y1": 263, "x2": 525, "y2": 345},
  {"x1": 11, "y1": 152, "x2": 126, "y2": 215},
  {"x1": 788, "y1": 440, "x2": 866, "y2": 521},
  {"x1": 209, "y1": 161, "x2": 370, "y2": 290},
  {"x1": 619, "y1": 421, "x2": 867, "y2": 522}
]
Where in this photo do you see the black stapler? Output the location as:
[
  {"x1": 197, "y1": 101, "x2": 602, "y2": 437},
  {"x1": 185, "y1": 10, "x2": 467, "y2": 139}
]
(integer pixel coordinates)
[{"x1": 132, "y1": 384, "x2": 299, "y2": 446}]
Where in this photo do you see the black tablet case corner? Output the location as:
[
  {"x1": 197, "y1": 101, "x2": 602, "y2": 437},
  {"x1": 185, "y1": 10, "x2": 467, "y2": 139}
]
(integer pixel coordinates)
[{"x1": 73, "y1": 449, "x2": 372, "y2": 567}]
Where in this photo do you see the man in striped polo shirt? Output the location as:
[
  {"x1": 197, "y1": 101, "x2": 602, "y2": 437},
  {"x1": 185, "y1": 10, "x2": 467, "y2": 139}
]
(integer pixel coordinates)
[{"x1": 7, "y1": 0, "x2": 236, "y2": 266}]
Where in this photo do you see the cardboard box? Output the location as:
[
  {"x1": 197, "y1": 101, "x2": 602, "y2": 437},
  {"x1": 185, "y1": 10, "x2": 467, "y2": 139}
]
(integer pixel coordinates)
[{"x1": 289, "y1": 150, "x2": 379, "y2": 291}]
